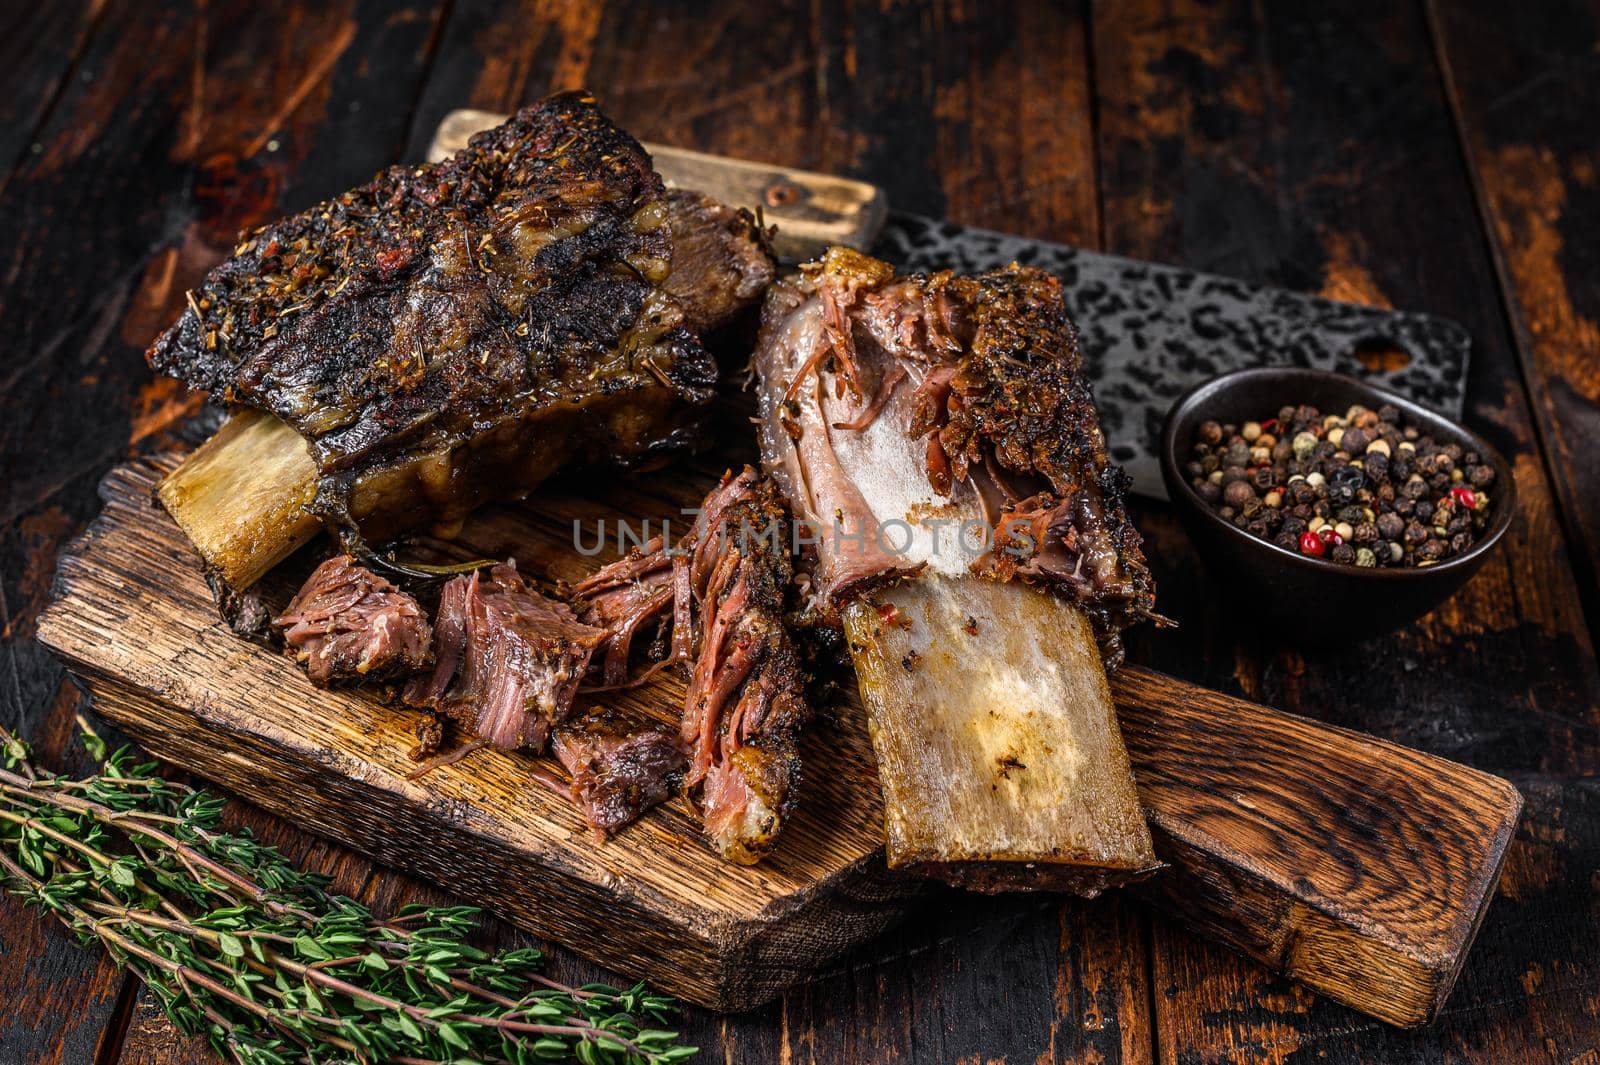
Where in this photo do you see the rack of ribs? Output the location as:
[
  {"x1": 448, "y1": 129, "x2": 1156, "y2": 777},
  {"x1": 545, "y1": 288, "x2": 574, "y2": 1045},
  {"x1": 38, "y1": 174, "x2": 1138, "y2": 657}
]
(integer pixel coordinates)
[
  {"x1": 753, "y1": 247, "x2": 1162, "y2": 894},
  {"x1": 148, "y1": 92, "x2": 774, "y2": 606}
]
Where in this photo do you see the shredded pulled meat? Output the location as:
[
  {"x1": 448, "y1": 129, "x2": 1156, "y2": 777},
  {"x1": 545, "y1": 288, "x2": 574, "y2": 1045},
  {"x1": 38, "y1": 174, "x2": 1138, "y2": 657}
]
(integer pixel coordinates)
[
  {"x1": 403, "y1": 563, "x2": 604, "y2": 751},
  {"x1": 551, "y1": 709, "x2": 686, "y2": 841},
  {"x1": 570, "y1": 468, "x2": 811, "y2": 864},
  {"x1": 273, "y1": 555, "x2": 432, "y2": 687},
  {"x1": 754, "y1": 246, "x2": 1158, "y2": 664}
]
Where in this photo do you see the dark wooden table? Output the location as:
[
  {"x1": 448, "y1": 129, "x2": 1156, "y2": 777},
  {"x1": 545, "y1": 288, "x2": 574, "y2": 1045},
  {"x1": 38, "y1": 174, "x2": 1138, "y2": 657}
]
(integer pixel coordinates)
[{"x1": 3, "y1": 2, "x2": 1597, "y2": 1062}]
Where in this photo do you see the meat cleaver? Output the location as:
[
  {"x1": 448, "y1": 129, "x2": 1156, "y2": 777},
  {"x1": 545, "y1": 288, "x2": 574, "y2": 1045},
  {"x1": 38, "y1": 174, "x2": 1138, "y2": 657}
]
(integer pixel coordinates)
[{"x1": 431, "y1": 109, "x2": 1471, "y2": 499}]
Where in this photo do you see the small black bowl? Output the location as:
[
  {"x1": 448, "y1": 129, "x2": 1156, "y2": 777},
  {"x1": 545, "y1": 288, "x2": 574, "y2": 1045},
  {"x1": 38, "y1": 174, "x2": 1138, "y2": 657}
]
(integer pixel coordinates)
[{"x1": 1159, "y1": 367, "x2": 1516, "y2": 638}]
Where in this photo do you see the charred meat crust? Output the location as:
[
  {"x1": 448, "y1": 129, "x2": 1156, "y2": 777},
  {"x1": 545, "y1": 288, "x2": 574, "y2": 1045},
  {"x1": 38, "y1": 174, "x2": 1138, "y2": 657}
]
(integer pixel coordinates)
[
  {"x1": 145, "y1": 93, "x2": 773, "y2": 547},
  {"x1": 273, "y1": 555, "x2": 433, "y2": 687},
  {"x1": 755, "y1": 248, "x2": 1158, "y2": 664}
]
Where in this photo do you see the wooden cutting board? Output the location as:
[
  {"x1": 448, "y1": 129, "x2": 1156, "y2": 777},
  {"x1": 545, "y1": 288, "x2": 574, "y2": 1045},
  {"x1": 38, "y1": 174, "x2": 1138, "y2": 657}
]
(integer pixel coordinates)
[{"x1": 39, "y1": 449, "x2": 1521, "y2": 1025}]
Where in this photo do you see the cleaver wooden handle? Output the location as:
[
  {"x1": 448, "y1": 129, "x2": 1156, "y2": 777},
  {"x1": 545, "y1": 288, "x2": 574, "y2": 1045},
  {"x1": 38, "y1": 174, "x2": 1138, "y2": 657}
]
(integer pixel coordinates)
[
  {"x1": 1113, "y1": 665, "x2": 1522, "y2": 1027},
  {"x1": 430, "y1": 109, "x2": 888, "y2": 262}
]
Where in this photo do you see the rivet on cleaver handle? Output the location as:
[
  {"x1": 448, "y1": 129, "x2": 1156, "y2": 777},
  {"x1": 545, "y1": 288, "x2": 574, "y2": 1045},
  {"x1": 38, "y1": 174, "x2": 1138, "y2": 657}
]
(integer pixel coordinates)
[{"x1": 429, "y1": 109, "x2": 888, "y2": 262}]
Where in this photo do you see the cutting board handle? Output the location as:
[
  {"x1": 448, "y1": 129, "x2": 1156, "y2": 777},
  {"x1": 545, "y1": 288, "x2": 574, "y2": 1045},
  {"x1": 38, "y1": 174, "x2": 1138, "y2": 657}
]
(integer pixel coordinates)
[
  {"x1": 429, "y1": 109, "x2": 888, "y2": 262},
  {"x1": 1112, "y1": 665, "x2": 1522, "y2": 1027}
]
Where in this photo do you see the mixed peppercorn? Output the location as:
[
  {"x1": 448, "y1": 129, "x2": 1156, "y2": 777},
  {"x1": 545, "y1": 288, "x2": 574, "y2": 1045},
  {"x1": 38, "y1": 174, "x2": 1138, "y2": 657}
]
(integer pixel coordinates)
[{"x1": 1185, "y1": 402, "x2": 1497, "y2": 567}]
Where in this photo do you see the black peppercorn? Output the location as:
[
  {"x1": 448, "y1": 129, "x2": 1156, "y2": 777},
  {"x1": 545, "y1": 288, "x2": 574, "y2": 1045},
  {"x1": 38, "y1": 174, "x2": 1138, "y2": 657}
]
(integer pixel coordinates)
[
  {"x1": 1328, "y1": 465, "x2": 1364, "y2": 505},
  {"x1": 1187, "y1": 398, "x2": 1491, "y2": 571}
]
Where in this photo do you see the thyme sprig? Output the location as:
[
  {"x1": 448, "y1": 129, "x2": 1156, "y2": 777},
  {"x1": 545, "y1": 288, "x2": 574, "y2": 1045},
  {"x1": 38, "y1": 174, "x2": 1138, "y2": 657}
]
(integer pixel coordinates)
[{"x1": 0, "y1": 723, "x2": 697, "y2": 1065}]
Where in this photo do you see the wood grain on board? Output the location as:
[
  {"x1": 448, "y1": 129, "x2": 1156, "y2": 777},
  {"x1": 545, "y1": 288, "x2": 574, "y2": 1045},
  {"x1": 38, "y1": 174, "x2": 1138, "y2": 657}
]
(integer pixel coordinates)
[{"x1": 42, "y1": 453, "x2": 1519, "y2": 1021}]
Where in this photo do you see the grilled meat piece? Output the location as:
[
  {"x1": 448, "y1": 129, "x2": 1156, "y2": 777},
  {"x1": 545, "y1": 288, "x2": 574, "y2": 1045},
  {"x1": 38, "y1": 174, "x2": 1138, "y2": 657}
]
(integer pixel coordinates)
[
  {"x1": 756, "y1": 246, "x2": 1156, "y2": 661},
  {"x1": 273, "y1": 555, "x2": 431, "y2": 687},
  {"x1": 570, "y1": 468, "x2": 811, "y2": 864},
  {"x1": 753, "y1": 249, "x2": 1159, "y2": 894},
  {"x1": 147, "y1": 92, "x2": 774, "y2": 593},
  {"x1": 551, "y1": 709, "x2": 686, "y2": 840},
  {"x1": 661, "y1": 189, "x2": 776, "y2": 334},
  {"x1": 404, "y1": 563, "x2": 604, "y2": 752}
]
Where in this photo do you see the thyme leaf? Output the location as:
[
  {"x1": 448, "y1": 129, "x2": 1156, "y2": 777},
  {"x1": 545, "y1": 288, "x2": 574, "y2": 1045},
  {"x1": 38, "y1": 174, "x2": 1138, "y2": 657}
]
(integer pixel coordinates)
[{"x1": 0, "y1": 723, "x2": 697, "y2": 1064}]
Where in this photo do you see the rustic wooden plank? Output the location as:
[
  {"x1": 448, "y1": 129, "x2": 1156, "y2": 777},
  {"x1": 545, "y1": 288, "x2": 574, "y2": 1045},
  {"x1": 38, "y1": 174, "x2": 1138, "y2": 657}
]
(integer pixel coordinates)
[
  {"x1": 1431, "y1": 0, "x2": 1600, "y2": 633},
  {"x1": 0, "y1": 3, "x2": 181, "y2": 1057},
  {"x1": 0, "y1": 0, "x2": 100, "y2": 198},
  {"x1": 41, "y1": 449, "x2": 1520, "y2": 1025},
  {"x1": 1089, "y1": 0, "x2": 1600, "y2": 1061}
]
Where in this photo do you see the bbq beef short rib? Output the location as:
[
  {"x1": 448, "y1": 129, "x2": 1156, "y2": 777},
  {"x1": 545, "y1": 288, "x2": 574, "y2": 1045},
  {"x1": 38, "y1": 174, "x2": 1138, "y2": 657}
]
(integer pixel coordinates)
[
  {"x1": 755, "y1": 245, "x2": 1156, "y2": 661},
  {"x1": 273, "y1": 555, "x2": 432, "y2": 687},
  {"x1": 753, "y1": 248, "x2": 1160, "y2": 893},
  {"x1": 148, "y1": 92, "x2": 774, "y2": 594},
  {"x1": 570, "y1": 468, "x2": 811, "y2": 864},
  {"x1": 404, "y1": 563, "x2": 604, "y2": 753}
]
